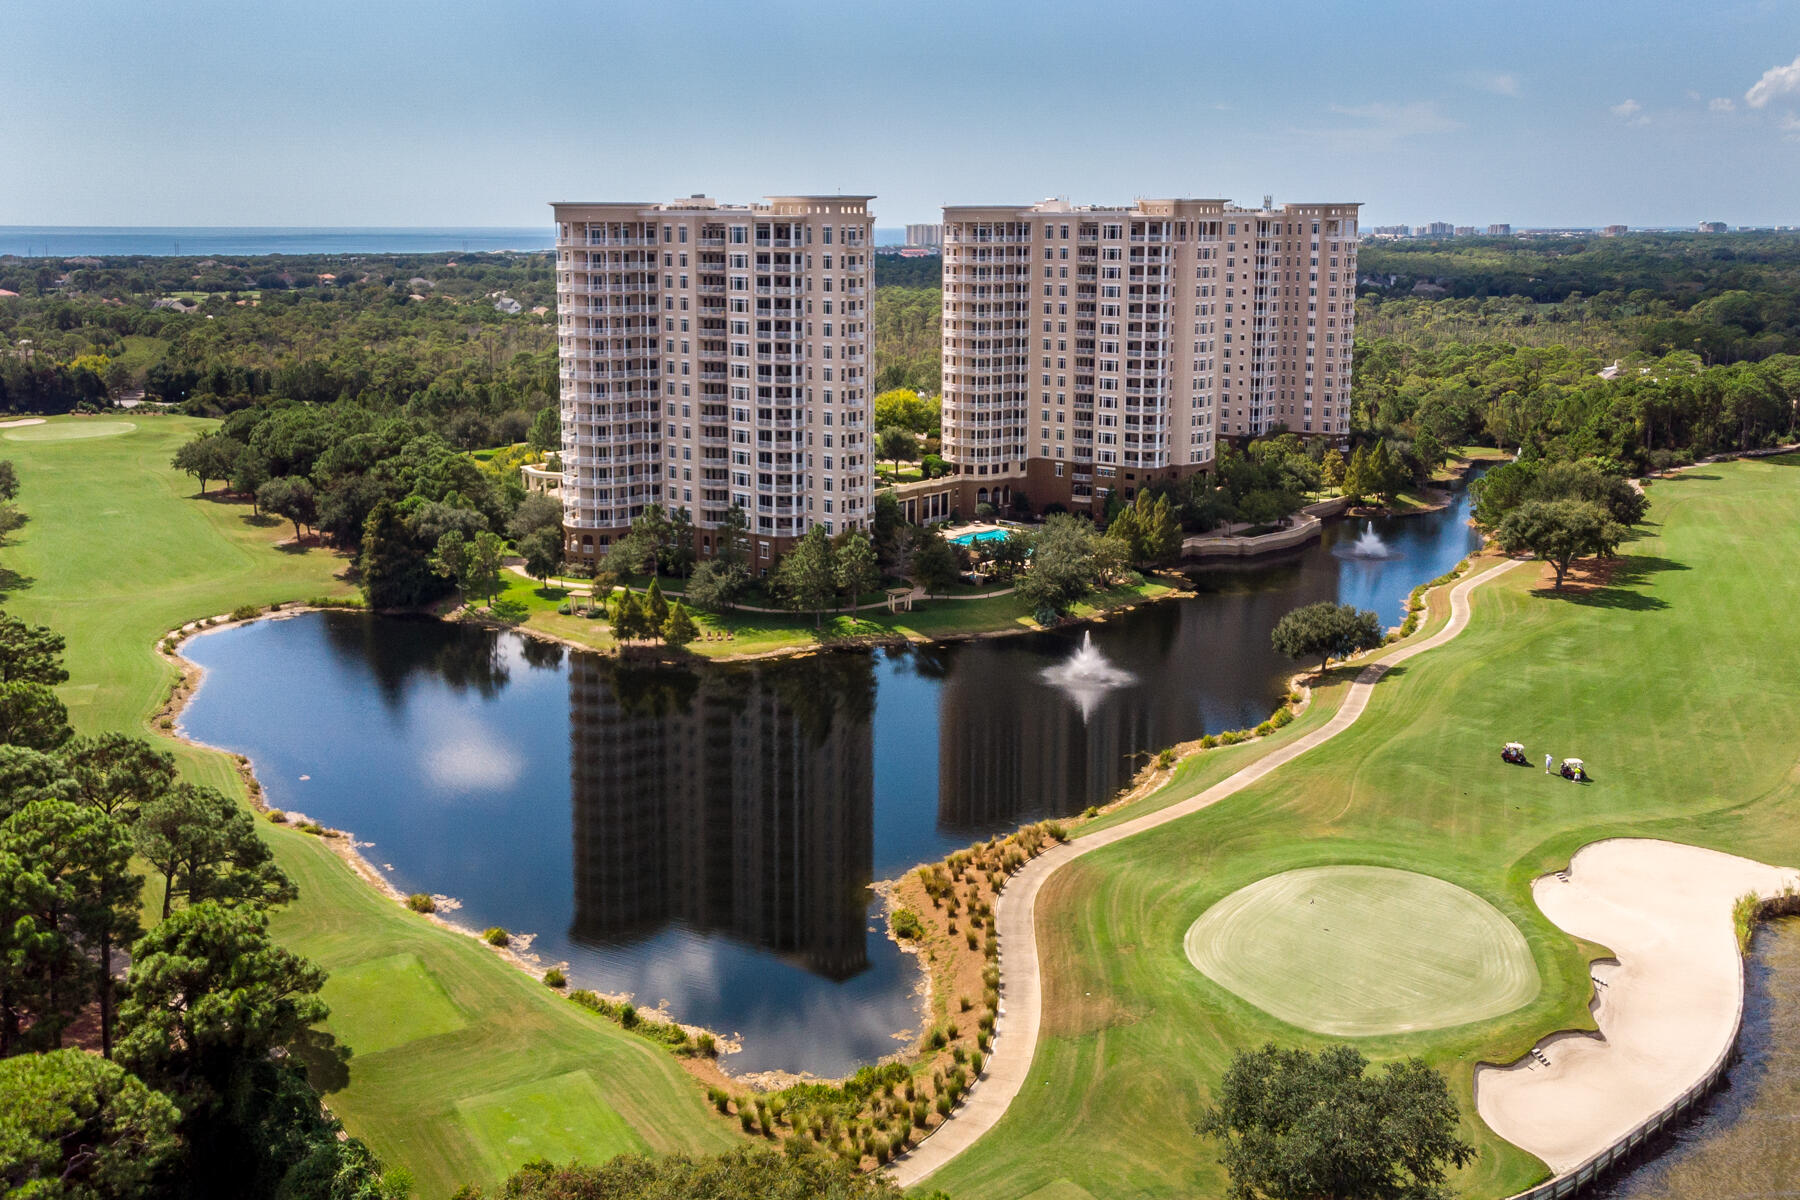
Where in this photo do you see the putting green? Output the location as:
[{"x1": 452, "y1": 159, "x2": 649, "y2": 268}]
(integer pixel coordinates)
[
  {"x1": 1183, "y1": 866, "x2": 1538, "y2": 1036},
  {"x1": 3, "y1": 420, "x2": 136, "y2": 441}
]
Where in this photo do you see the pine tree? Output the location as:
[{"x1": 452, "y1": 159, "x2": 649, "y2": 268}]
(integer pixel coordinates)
[
  {"x1": 1322, "y1": 446, "x2": 1346, "y2": 489},
  {"x1": 662, "y1": 602, "x2": 699, "y2": 647},
  {"x1": 645, "y1": 577, "x2": 670, "y2": 629},
  {"x1": 1342, "y1": 446, "x2": 1371, "y2": 504}
]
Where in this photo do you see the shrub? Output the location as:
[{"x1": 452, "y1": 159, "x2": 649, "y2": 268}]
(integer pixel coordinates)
[
  {"x1": 1082, "y1": 805, "x2": 1100, "y2": 819},
  {"x1": 543, "y1": 967, "x2": 567, "y2": 988},
  {"x1": 405, "y1": 892, "x2": 436, "y2": 913},
  {"x1": 966, "y1": 930, "x2": 979, "y2": 950},
  {"x1": 298, "y1": 821, "x2": 326, "y2": 836},
  {"x1": 935, "y1": 1094, "x2": 952, "y2": 1116},
  {"x1": 696, "y1": 1032, "x2": 717, "y2": 1057},
  {"x1": 889, "y1": 908, "x2": 925, "y2": 940},
  {"x1": 619, "y1": 1003, "x2": 638, "y2": 1028},
  {"x1": 1199, "y1": 733, "x2": 1220, "y2": 749},
  {"x1": 959, "y1": 994, "x2": 973, "y2": 1012},
  {"x1": 1271, "y1": 707, "x2": 1294, "y2": 729},
  {"x1": 481, "y1": 927, "x2": 510, "y2": 947},
  {"x1": 266, "y1": 809, "x2": 286, "y2": 823},
  {"x1": 1254, "y1": 720, "x2": 1275, "y2": 737},
  {"x1": 230, "y1": 604, "x2": 261, "y2": 622},
  {"x1": 1156, "y1": 747, "x2": 1176, "y2": 768},
  {"x1": 971, "y1": 1050, "x2": 985, "y2": 1075},
  {"x1": 1219, "y1": 730, "x2": 1245, "y2": 746}
]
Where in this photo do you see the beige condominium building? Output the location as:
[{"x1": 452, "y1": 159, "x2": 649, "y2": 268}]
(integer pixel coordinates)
[
  {"x1": 552, "y1": 195, "x2": 876, "y2": 567},
  {"x1": 937, "y1": 197, "x2": 1358, "y2": 515}
]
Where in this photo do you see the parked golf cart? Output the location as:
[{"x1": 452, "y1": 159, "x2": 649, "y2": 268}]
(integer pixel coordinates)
[
  {"x1": 1501, "y1": 742, "x2": 1529, "y2": 765},
  {"x1": 1559, "y1": 758, "x2": 1590, "y2": 782}
]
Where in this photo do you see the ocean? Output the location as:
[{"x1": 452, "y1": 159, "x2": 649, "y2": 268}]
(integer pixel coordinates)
[
  {"x1": 2, "y1": 224, "x2": 914, "y2": 257},
  {"x1": 0, "y1": 227, "x2": 555, "y2": 258}
]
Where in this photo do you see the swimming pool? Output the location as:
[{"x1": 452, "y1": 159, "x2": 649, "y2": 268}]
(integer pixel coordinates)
[{"x1": 949, "y1": 529, "x2": 1011, "y2": 547}]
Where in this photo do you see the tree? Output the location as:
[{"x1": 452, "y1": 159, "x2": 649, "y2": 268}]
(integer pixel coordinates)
[
  {"x1": 474, "y1": 1146, "x2": 904, "y2": 1200},
  {"x1": 519, "y1": 526, "x2": 563, "y2": 587},
  {"x1": 875, "y1": 426, "x2": 919, "y2": 476},
  {"x1": 1016, "y1": 514, "x2": 1105, "y2": 615},
  {"x1": 1270, "y1": 600, "x2": 1384, "y2": 674},
  {"x1": 133, "y1": 783, "x2": 294, "y2": 920},
  {"x1": 610, "y1": 590, "x2": 645, "y2": 643},
  {"x1": 0, "y1": 1050, "x2": 181, "y2": 1200},
  {"x1": 0, "y1": 800, "x2": 139, "y2": 1057},
  {"x1": 1341, "y1": 445, "x2": 1373, "y2": 505},
  {"x1": 644, "y1": 577, "x2": 671, "y2": 631},
  {"x1": 873, "y1": 388, "x2": 936, "y2": 434},
  {"x1": 685, "y1": 559, "x2": 748, "y2": 612},
  {"x1": 170, "y1": 434, "x2": 242, "y2": 496},
  {"x1": 0, "y1": 745, "x2": 79, "y2": 819},
  {"x1": 834, "y1": 529, "x2": 881, "y2": 603},
  {"x1": 1322, "y1": 446, "x2": 1347, "y2": 489},
  {"x1": 0, "y1": 612, "x2": 69, "y2": 685},
  {"x1": 0, "y1": 459, "x2": 17, "y2": 501},
  {"x1": 1370, "y1": 439, "x2": 1403, "y2": 505},
  {"x1": 256, "y1": 475, "x2": 318, "y2": 541},
  {"x1": 527, "y1": 405, "x2": 560, "y2": 454},
  {"x1": 776, "y1": 526, "x2": 839, "y2": 626},
  {"x1": 662, "y1": 508, "x2": 697, "y2": 577},
  {"x1": 0, "y1": 681, "x2": 72, "y2": 751},
  {"x1": 432, "y1": 529, "x2": 506, "y2": 607},
  {"x1": 1496, "y1": 498, "x2": 1625, "y2": 588},
  {"x1": 662, "y1": 602, "x2": 699, "y2": 647},
  {"x1": 1196, "y1": 1043, "x2": 1474, "y2": 1200},
  {"x1": 716, "y1": 503, "x2": 751, "y2": 570},
  {"x1": 60, "y1": 733, "x2": 176, "y2": 823},
  {"x1": 506, "y1": 491, "x2": 563, "y2": 543},
  {"x1": 357, "y1": 499, "x2": 441, "y2": 610},
  {"x1": 908, "y1": 528, "x2": 959, "y2": 594},
  {"x1": 117, "y1": 901, "x2": 328, "y2": 1103}
]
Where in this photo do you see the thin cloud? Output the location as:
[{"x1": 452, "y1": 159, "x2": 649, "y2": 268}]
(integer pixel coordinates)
[
  {"x1": 1709, "y1": 97, "x2": 1736, "y2": 112},
  {"x1": 1610, "y1": 99, "x2": 1650, "y2": 126},
  {"x1": 1315, "y1": 101, "x2": 1463, "y2": 149},
  {"x1": 1467, "y1": 71, "x2": 1521, "y2": 97},
  {"x1": 1781, "y1": 113, "x2": 1800, "y2": 140}
]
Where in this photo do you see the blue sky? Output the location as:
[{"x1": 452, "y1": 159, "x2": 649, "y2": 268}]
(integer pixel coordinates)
[{"x1": 9, "y1": 0, "x2": 1800, "y2": 229}]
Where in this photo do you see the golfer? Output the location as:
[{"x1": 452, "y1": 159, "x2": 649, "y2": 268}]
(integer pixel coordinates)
[{"x1": 1545, "y1": 752, "x2": 1553, "y2": 774}]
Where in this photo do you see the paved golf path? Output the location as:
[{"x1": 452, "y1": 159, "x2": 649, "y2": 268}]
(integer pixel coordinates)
[{"x1": 891, "y1": 556, "x2": 1527, "y2": 1186}]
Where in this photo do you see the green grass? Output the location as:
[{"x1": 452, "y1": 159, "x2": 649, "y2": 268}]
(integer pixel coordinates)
[
  {"x1": 924, "y1": 457, "x2": 1800, "y2": 1200},
  {"x1": 3, "y1": 416, "x2": 734, "y2": 1198},
  {"x1": 320, "y1": 953, "x2": 468, "y2": 1056},
  {"x1": 455, "y1": 1070, "x2": 649, "y2": 1181},
  {"x1": 3, "y1": 419, "x2": 137, "y2": 442},
  {"x1": 1183, "y1": 866, "x2": 1539, "y2": 1037}
]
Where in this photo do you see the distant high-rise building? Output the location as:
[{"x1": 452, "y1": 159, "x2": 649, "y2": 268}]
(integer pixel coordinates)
[
  {"x1": 552, "y1": 195, "x2": 876, "y2": 566},
  {"x1": 1698, "y1": 221, "x2": 1728, "y2": 233},
  {"x1": 1453, "y1": 226, "x2": 1478, "y2": 237},
  {"x1": 1422, "y1": 221, "x2": 1454, "y2": 237},
  {"x1": 1601, "y1": 224, "x2": 1629, "y2": 237},
  {"x1": 1487, "y1": 223, "x2": 1512, "y2": 236},
  {"x1": 905, "y1": 222, "x2": 943, "y2": 248},
  {"x1": 936, "y1": 196, "x2": 1358, "y2": 517}
]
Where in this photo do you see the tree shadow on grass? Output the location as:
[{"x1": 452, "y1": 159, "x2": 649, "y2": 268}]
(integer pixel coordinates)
[
  {"x1": 1529, "y1": 553, "x2": 1685, "y2": 611},
  {"x1": 289, "y1": 1026, "x2": 353, "y2": 1094},
  {"x1": 239, "y1": 511, "x2": 280, "y2": 528},
  {"x1": 0, "y1": 566, "x2": 34, "y2": 599}
]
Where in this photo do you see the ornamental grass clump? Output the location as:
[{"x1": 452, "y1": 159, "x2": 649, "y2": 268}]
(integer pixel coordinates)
[
  {"x1": 405, "y1": 892, "x2": 435, "y2": 913},
  {"x1": 481, "y1": 927, "x2": 509, "y2": 947}
]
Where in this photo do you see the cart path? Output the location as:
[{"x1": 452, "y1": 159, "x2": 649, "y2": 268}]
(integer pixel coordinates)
[{"x1": 890, "y1": 556, "x2": 1526, "y2": 1187}]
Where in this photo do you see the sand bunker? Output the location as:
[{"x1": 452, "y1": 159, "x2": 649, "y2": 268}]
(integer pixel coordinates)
[
  {"x1": 1184, "y1": 865, "x2": 1539, "y2": 1036},
  {"x1": 1476, "y1": 839, "x2": 1799, "y2": 1174}
]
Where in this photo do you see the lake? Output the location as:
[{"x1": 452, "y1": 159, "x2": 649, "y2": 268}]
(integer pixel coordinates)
[{"x1": 179, "y1": 491, "x2": 1482, "y2": 1077}]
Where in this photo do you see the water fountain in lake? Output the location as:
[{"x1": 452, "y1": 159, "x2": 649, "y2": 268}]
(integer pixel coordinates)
[
  {"x1": 1338, "y1": 521, "x2": 1397, "y2": 560},
  {"x1": 1040, "y1": 630, "x2": 1136, "y2": 722}
]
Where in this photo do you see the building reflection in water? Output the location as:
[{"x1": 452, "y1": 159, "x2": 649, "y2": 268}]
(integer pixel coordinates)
[
  {"x1": 568, "y1": 653, "x2": 877, "y2": 981},
  {"x1": 934, "y1": 550, "x2": 1341, "y2": 835}
]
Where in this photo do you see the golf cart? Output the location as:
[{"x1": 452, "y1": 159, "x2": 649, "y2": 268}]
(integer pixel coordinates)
[
  {"x1": 1501, "y1": 742, "x2": 1528, "y2": 766},
  {"x1": 1559, "y1": 758, "x2": 1590, "y2": 782}
]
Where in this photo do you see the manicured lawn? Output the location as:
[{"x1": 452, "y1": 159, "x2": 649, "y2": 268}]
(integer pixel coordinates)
[
  {"x1": 3, "y1": 416, "x2": 734, "y2": 1198},
  {"x1": 924, "y1": 457, "x2": 1800, "y2": 1200}
]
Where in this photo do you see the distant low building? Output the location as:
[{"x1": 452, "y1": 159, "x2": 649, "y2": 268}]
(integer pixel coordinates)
[{"x1": 1698, "y1": 221, "x2": 1728, "y2": 233}]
